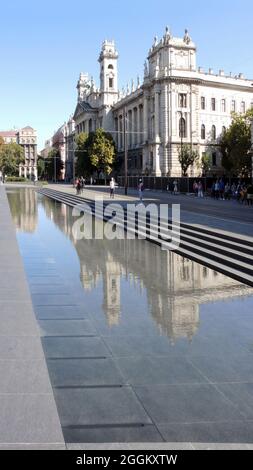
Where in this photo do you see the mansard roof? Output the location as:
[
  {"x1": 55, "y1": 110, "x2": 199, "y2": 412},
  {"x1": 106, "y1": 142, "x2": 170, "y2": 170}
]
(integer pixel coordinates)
[{"x1": 0, "y1": 130, "x2": 17, "y2": 137}]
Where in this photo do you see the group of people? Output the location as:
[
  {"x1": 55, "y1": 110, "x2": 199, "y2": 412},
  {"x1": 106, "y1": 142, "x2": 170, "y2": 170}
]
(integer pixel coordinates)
[
  {"x1": 210, "y1": 180, "x2": 253, "y2": 204},
  {"x1": 75, "y1": 176, "x2": 85, "y2": 195},
  {"x1": 193, "y1": 181, "x2": 204, "y2": 198},
  {"x1": 236, "y1": 182, "x2": 253, "y2": 205}
]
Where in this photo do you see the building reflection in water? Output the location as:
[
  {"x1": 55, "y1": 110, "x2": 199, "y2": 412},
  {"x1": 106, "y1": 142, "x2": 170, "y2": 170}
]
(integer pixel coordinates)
[
  {"x1": 7, "y1": 188, "x2": 38, "y2": 233},
  {"x1": 37, "y1": 195, "x2": 253, "y2": 341}
]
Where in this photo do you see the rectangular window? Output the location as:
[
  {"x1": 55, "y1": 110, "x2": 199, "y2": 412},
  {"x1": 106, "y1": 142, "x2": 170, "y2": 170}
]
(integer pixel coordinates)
[
  {"x1": 212, "y1": 152, "x2": 217, "y2": 166},
  {"x1": 179, "y1": 93, "x2": 187, "y2": 108},
  {"x1": 241, "y1": 101, "x2": 246, "y2": 113},
  {"x1": 201, "y1": 97, "x2": 205, "y2": 110},
  {"x1": 109, "y1": 78, "x2": 113, "y2": 88},
  {"x1": 231, "y1": 100, "x2": 236, "y2": 112},
  {"x1": 221, "y1": 99, "x2": 226, "y2": 112},
  {"x1": 211, "y1": 98, "x2": 216, "y2": 111}
]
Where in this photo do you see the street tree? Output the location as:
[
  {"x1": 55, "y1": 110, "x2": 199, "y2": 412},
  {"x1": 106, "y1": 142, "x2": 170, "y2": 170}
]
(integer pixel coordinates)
[
  {"x1": 178, "y1": 144, "x2": 199, "y2": 176},
  {"x1": 89, "y1": 128, "x2": 116, "y2": 180},
  {"x1": 45, "y1": 149, "x2": 63, "y2": 181},
  {"x1": 37, "y1": 155, "x2": 46, "y2": 179},
  {"x1": 0, "y1": 142, "x2": 24, "y2": 177},
  {"x1": 75, "y1": 132, "x2": 95, "y2": 177},
  {"x1": 219, "y1": 110, "x2": 253, "y2": 176},
  {"x1": 197, "y1": 152, "x2": 212, "y2": 176}
]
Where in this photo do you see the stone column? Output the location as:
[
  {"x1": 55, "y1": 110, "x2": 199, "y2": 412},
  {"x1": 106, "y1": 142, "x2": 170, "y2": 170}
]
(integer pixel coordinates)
[
  {"x1": 143, "y1": 93, "x2": 148, "y2": 143},
  {"x1": 137, "y1": 105, "x2": 140, "y2": 146},
  {"x1": 153, "y1": 88, "x2": 161, "y2": 176},
  {"x1": 160, "y1": 83, "x2": 169, "y2": 175},
  {"x1": 143, "y1": 92, "x2": 149, "y2": 170}
]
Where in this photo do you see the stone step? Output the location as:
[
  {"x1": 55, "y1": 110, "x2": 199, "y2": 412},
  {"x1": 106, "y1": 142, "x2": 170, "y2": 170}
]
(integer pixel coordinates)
[{"x1": 38, "y1": 188, "x2": 253, "y2": 287}]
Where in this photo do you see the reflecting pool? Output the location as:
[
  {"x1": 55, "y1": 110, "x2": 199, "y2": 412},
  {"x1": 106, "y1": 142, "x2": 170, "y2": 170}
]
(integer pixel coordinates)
[{"x1": 7, "y1": 188, "x2": 253, "y2": 444}]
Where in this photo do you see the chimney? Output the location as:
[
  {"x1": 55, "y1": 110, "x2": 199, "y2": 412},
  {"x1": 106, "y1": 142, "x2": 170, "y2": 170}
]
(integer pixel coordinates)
[
  {"x1": 209, "y1": 68, "x2": 213, "y2": 74},
  {"x1": 219, "y1": 69, "x2": 225, "y2": 76}
]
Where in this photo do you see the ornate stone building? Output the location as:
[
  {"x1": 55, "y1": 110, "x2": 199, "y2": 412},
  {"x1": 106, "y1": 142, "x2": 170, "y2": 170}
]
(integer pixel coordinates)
[
  {"x1": 0, "y1": 126, "x2": 37, "y2": 179},
  {"x1": 73, "y1": 29, "x2": 253, "y2": 176}
]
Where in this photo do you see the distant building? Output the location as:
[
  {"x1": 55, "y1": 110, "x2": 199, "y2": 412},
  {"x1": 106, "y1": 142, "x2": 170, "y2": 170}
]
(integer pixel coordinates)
[
  {"x1": 0, "y1": 126, "x2": 37, "y2": 179},
  {"x1": 72, "y1": 30, "x2": 253, "y2": 177},
  {"x1": 40, "y1": 138, "x2": 53, "y2": 159},
  {"x1": 42, "y1": 117, "x2": 75, "y2": 181},
  {"x1": 64, "y1": 117, "x2": 75, "y2": 181}
]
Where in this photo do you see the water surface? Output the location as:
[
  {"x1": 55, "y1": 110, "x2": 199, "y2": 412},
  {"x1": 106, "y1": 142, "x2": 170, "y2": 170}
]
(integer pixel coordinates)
[{"x1": 7, "y1": 188, "x2": 253, "y2": 444}]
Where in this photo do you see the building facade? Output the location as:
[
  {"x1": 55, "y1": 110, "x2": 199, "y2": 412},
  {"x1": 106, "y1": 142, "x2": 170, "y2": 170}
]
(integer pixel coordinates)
[
  {"x1": 0, "y1": 126, "x2": 37, "y2": 179},
  {"x1": 73, "y1": 30, "x2": 253, "y2": 177}
]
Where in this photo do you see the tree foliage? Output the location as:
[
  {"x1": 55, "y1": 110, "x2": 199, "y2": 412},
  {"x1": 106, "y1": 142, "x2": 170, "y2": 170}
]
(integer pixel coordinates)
[
  {"x1": 219, "y1": 110, "x2": 253, "y2": 176},
  {"x1": 178, "y1": 144, "x2": 199, "y2": 176},
  {"x1": 37, "y1": 155, "x2": 46, "y2": 179},
  {"x1": 88, "y1": 128, "x2": 116, "y2": 176},
  {"x1": 0, "y1": 142, "x2": 24, "y2": 176},
  {"x1": 75, "y1": 129, "x2": 116, "y2": 178},
  {"x1": 75, "y1": 132, "x2": 94, "y2": 177},
  {"x1": 44, "y1": 148, "x2": 63, "y2": 181},
  {"x1": 197, "y1": 152, "x2": 212, "y2": 176}
]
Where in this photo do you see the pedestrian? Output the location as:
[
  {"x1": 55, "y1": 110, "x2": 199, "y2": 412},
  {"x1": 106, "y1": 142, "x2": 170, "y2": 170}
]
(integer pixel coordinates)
[
  {"x1": 80, "y1": 176, "x2": 85, "y2": 193},
  {"x1": 138, "y1": 179, "x2": 144, "y2": 202},
  {"x1": 197, "y1": 181, "x2": 204, "y2": 198},
  {"x1": 76, "y1": 178, "x2": 81, "y2": 195},
  {"x1": 214, "y1": 180, "x2": 219, "y2": 200},
  {"x1": 109, "y1": 177, "x2": 115, "y2": 199},
  {"x1": 172, "y1": 179, "x2": 178, "y2": 195},
  {"x1": 193, "y1": 180, "x2": 198, "y2": 197},
  {"x1": 219, "y1": 179, "x2": 225, "y2": 200},
  {"x1": 246, "y1": 184, "x2": 253, "y2": 206}
]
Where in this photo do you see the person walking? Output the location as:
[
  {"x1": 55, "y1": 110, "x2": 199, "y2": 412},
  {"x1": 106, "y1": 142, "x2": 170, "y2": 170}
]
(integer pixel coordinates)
[
  {"x1": 193, "y1": 180, "x2": 198, "y2": 197},
  {"x1": 172, "y1": 179, "x2": 178, "y2": 195},
  {"x1": 109, "y1": 177, "x2": 115, "y2": 199},
  {"x1": 138, "y1": 179, "x2": 144, "y2": 202},
  {"x1": 197, "y1": 181, "x2": 204, "y2": 198},
  {"x1": 80, "y1": 176, "x2": 85, "y2": 193},
  {"x1": 76, "y1": 178, "x2": 81, "y2": 195}
]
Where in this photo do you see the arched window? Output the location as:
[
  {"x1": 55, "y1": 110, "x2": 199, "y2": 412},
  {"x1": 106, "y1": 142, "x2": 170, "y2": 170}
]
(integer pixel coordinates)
[
  {"x1": 179, "y1": 117, "x2": 186, "y2": 138},
  {"x1": 222, "y1": 126, "x2": 226, "y2": 134},
  {"x1": 201, "y1": 97, "x2": 205, "y2": 110},
  {"x1": 108, "y1": 64, "x2": 114, "y2": 69},
  {"x1": 211, "y1": 125, "x2": 216, "y2": 140},
  {"x1": 201, "y1": 124, "x2": 205, "y2": 140}
]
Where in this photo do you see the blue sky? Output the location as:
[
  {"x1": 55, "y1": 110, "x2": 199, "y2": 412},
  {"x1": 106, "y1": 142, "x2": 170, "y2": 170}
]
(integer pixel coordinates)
[{"x1": 0, "y1": 0, "x2": 252, "y2": 150}]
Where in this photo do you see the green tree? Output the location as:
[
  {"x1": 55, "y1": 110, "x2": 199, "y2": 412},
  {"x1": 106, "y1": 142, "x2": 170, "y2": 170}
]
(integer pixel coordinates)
[
  {"x1": 0, "y1": 142, "x2": 24, "y2": 177},
  {"x1": 197, "y1": 152, "x2": 211, "y2": 176},
  {"x1": 178, "y1": 144, "x2": 199, "y2": 176},
  {"x1": 75, "y1": 132, "x2": 94, "y2": 177},
  {"x1": 89, "y1": 128, "x2": 116, "y2": 179},
  {"x1": 45, "y1": 149, "x2": 63, "y2": 181},
  {"x1": 37, "y1": 155, "x2": 46, "y2": 179},
  {"x1": 219, "y1": 110, "x2": 253, "y2": 176}
]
